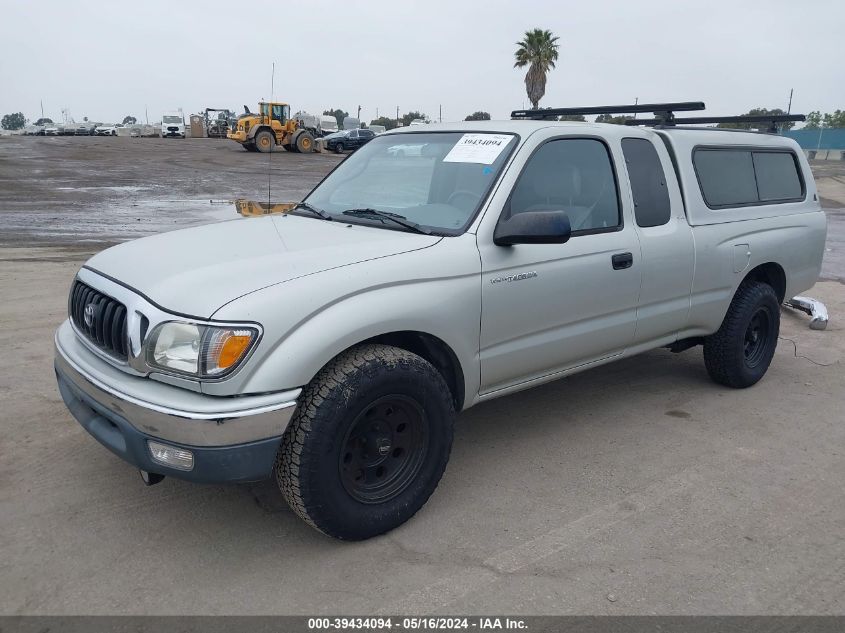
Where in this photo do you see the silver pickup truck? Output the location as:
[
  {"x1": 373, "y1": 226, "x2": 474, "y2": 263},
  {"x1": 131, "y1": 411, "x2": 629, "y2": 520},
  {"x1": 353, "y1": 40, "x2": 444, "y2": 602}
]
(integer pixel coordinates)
[{"x1": 55, "y1": 105, "x2": 827, "y2": 539}]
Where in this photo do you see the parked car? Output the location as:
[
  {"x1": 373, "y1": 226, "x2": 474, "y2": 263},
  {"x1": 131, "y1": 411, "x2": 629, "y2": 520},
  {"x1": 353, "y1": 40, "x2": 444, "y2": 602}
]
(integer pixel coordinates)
[
  {"x1": 54, "y1": 111, "x2": 826, "y2": 540},
  {"x1": 44, "y1": 127, "x2": 59, "y2": 136},
  {"x1": 368, "y1": 124, "x2": 386, "y2": 135},
  {"x1": 324, "y1": 128, "x2": 375, "y2": 153},
  {"x1": 387, "y1": 142, "x2": 427, "y2": 157},
  {"x1": 161, "y1": 111, "x2": 186, "y2": 138},
  {"x1": 95, "y1": 124, "x2": 121, "y2": 136}
]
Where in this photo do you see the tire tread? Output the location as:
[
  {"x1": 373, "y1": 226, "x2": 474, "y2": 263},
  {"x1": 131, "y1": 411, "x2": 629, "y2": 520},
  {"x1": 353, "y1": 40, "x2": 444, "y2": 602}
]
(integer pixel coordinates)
[{"x1": 276, "y1": 344, "x2": 454, "y2": 538}]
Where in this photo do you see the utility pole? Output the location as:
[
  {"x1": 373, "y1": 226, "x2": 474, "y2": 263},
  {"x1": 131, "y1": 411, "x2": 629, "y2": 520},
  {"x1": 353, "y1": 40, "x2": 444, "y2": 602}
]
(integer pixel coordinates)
[
  {"x1": 357, "y1": 105, "x2": 361, "y2": 122},
  {"x1": 439, "y1": 104, "x2": 442, "y2": 122},
  {"x1": 145, "y1": 105, "x2": 149, "y2": 125},
  {"x1": 376, "y1": 107, "x2": 379, "y2": 119},
  {"x1": 396, "y1": 106, "x2": 400, "y2": 126},
  {"x1": 40, "y1": 100, "x2": 44, "y2": 120},
  {"x1": 786, "y1": 88, "x2": 793, "y2": 114}
]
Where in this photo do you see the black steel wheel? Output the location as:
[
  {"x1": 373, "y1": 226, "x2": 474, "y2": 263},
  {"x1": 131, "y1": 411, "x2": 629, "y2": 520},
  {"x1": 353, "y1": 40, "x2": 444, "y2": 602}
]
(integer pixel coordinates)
[
  {"x1": 334, "y1": 142, "x2": 344, "y2": 154},
  {"x1": 276, "y1": 344, "x2": 455, "y2": 540},
  {"x1": 340, "y1": 395, "x2": 429, "y2": 504},
  {"x1": 704, "y1": 280, "x2": 780, "y2": 388},
  {"x1": 743, "y1": 307, "x2": 772, "y2": 368}
]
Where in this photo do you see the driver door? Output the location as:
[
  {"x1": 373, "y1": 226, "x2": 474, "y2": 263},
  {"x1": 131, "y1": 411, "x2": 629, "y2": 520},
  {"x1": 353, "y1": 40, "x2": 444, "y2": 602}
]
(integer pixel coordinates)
[{"x1": 478, "y1": 137, "x2": 641, "y2": 394}]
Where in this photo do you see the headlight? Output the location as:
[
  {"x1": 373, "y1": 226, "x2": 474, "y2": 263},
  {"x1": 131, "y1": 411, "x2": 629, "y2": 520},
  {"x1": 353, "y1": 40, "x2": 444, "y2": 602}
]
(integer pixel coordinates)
[{"x1": 146, "y1": 321, "x2": 259, "y2": 379}]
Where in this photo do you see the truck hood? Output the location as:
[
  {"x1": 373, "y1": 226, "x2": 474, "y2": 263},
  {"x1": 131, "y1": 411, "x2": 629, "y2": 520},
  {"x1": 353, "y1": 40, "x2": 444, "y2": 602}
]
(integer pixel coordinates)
[{"x1": 85, "y1": 215, "x2": 441, "y2": 318}]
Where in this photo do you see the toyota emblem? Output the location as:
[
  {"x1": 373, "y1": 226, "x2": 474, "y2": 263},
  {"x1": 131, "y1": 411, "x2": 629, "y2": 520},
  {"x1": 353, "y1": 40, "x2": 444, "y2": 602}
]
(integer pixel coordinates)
[{"x1": 83, "y1": 303, "x2": 96, "y2": 328}]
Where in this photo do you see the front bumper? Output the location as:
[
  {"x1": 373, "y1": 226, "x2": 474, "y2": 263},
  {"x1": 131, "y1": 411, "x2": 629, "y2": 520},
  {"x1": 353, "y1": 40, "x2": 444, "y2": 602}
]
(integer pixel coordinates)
[{"x1": 55, "y1": 321, "x2": 301, "y2": 483}]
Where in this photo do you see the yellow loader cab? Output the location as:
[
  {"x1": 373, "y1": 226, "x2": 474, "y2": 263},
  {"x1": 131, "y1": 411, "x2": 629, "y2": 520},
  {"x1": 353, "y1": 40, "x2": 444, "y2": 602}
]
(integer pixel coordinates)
[{"x1": 228, "y1": 102, "x2": 315, "y2": 153}]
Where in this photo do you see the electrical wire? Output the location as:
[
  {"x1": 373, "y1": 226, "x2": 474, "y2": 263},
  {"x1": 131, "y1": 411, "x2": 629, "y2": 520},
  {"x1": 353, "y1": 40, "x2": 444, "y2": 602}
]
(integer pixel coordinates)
[{"x1": 778, "y1": 336, "x2": 840, "y2": 367}]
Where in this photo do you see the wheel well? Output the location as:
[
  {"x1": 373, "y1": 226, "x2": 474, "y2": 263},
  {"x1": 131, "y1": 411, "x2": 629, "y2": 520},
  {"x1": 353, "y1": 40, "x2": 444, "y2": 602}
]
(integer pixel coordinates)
[
  {"x1": 743, "y1": 263, "x2": 786, "y2": 303},
  {"x1": 251, "y1": 125, "x2": 273, "y2": 140},
  {"x1": 363, "y1": 331, "x2": 465, "y2": 411}
]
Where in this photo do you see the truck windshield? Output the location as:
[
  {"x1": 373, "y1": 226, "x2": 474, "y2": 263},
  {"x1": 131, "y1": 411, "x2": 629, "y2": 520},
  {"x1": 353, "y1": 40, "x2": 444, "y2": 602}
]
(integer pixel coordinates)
[
  {"x1": 163, "y1": 116, "x2": 181, "y2": 124},
  {"x1": 304, "y1": 132, "x2": 518, "y2": 234}
]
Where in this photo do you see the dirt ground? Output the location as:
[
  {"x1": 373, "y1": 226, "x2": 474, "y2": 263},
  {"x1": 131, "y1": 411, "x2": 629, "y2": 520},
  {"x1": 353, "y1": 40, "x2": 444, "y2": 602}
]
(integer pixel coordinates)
[
  {"x1": 0, "y1": 136, "x2": 342, "y2": 246},
  {"x1": 0, "y1": 137, "x2": 843, "y2": 615}
]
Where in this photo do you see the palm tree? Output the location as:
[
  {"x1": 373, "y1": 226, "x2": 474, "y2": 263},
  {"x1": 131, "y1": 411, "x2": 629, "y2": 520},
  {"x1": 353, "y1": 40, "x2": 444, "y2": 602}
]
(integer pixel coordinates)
[{"x1": 514, "y1": 29, "x2": 560, "y2": 110}]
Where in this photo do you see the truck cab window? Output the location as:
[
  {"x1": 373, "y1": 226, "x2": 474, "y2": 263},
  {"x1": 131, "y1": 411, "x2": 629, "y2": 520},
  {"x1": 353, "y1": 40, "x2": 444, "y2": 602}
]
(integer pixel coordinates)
[
  {"x1": 506, "y1": 138, "x2": 620, "y2": 233},
  {"x1": 622, "y1": 138, "x2": 671, "y2": 227},
  {"x1": 271, "y1": 105, "x2": 287, "y2": 122}
]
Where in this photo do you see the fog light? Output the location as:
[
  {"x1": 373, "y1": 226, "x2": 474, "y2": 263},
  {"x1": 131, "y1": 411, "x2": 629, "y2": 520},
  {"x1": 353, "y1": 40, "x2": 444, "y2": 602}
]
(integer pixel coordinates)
[{"x1": 147, "y1": 440, "x2": 194, "y2": 471}]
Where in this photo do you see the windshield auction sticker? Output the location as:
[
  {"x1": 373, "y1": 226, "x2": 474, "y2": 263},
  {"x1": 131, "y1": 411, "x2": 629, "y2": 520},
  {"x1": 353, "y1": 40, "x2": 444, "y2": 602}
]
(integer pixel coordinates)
[{"x1": 443, "y1": 133, "x2": 512, "y2": 164}]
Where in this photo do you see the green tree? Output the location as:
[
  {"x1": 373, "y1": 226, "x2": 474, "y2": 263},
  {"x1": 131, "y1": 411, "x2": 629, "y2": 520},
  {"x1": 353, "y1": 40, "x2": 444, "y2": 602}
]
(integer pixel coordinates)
[
  {"x1": 804, "y1": 110, "x2": 845, "y2": 129},
  {"x1": 514, "y1": 28, "x2": 560, "y2": 110},
  {"x1": 369, "y1": 116, "x2": 398, "y2": 130},
  {"x1": 1, "y1": 112, "x2": 26, "y2": 130},
  {"x1": 595, "y1": 114, "x2": 632, "y2": 125},
  {"x1": 823, "y1": 110, "x2": 845, "y2": 128},
  {"x1": 804, "y1": 111, "x2": 822, "y2": 129},
  {"x1": 465, "y1": 111, "x2": 491, "y2": 121},
  {"x1": 717, "y1": 107, "x2": 796, "y2": 131},
  {"x1": 34, "y1": 117, "x2": 53, "y2": 126},
  {"x1": 323, "y1": 108, "x2": 349, "y2": 128},
  {"x1": 400, "y1": 111, "x2": 426, "y2": 126},
  {"x1": 122, "y1": 115, "x2": 137, "y2": 125}
]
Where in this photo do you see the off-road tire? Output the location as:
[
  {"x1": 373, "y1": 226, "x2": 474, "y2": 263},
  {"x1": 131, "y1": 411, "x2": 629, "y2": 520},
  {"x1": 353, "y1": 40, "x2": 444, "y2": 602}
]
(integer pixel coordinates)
[
  {"x1": 703, "y1": 281, "x2": 780, "y2": 388},
  {"x1": 295, "y1": 131, "x2": 314, "y2": 153},
  {"x1": 255, "y1": 130, "x2": 275, "y2": 153},
  {"x1": 334, "y1": 142, "x2": 345, "y2": 154},
  {"x1": 276, "y1": 344, "x2": 455, "y2": 540}
]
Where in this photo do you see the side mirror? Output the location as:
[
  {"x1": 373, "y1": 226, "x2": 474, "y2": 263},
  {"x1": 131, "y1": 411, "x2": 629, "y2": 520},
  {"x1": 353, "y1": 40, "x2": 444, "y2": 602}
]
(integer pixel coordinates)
[{"x1": 493, "y1": 210, "x2": 572, "y2": 246}]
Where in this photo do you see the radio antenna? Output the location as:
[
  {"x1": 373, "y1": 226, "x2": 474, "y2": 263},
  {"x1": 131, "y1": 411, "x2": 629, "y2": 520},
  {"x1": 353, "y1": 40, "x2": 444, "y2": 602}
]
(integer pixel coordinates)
[{"x1": 267, "y1": 61, "x2": 275, "y2": 207}]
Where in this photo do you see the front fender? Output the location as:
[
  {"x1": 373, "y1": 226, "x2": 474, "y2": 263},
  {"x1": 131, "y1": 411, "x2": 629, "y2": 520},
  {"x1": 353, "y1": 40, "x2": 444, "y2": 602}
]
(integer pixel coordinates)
[{"x1": 208, "y1": 235, "x2": 483, "y2": 406}]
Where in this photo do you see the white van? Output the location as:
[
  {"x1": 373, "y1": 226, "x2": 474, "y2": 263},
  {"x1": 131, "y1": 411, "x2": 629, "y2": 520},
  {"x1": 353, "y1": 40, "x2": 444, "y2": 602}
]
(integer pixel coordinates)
[{"x1": 161, "y1": 111, "x2": 185, "y2": 138}]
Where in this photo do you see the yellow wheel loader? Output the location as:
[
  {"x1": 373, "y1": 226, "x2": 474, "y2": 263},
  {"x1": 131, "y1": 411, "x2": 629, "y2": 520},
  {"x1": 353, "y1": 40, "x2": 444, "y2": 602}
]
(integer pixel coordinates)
[{"x1": 228, "y1": 102, "x2": 315, "y2": 153}]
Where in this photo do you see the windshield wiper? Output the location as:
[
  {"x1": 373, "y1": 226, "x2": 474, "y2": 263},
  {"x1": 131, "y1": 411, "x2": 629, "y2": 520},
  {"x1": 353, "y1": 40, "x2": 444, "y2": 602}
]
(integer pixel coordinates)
[
  {"x1": 341, "y1": 208, "x2": 432, "y2": 235},
  {"x1": 293, "y1": 202, "x2": 333, "y2": 221}
]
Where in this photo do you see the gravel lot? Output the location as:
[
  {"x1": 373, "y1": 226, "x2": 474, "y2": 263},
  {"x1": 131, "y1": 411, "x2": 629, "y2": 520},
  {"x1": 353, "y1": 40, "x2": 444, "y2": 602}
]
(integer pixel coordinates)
[{"x1": 1, "y1": 137, "x2": 843, "y2": 615}]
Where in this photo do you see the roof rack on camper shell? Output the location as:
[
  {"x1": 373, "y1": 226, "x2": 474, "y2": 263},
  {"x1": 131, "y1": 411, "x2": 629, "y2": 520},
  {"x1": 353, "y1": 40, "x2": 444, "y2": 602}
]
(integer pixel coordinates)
[{"x1": 510, "y1": 101, "x2": 805, "y2": 134}]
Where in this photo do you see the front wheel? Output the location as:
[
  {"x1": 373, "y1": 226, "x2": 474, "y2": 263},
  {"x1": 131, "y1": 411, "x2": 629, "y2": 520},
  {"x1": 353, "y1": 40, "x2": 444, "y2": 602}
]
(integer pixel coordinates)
[
  {"x1": 295, "y1": 131, "x2": 314, "y2": 153},
  {"x1": 334, "y1": 142, "x2": 344, "y2": 154},
  {"x1": 276, "y1": 344, "x2": 455, "y2": 540},
  {"x1": 703, "y1": 281, "x2": 780, "y2": 388},
  {"x1": 254, "y1": 130, "x2": 275, "y2": 153}
]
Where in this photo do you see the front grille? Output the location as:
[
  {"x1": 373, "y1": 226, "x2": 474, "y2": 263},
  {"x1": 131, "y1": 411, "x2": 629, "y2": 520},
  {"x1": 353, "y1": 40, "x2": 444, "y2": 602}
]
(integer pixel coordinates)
[{"x1": 70, "y1": 280, "x2": 129, "y2": 359}]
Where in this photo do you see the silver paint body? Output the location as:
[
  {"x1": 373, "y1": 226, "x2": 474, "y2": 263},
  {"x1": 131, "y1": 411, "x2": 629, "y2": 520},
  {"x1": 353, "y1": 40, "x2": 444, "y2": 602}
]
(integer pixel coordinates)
[{"x1": 54, "y1": 120, "x2": 827, "y2": 446}]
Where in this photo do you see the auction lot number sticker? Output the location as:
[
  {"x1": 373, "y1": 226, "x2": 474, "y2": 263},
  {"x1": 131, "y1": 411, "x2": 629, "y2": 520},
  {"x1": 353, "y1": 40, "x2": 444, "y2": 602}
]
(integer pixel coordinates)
[{"x1": 442, "y1": 134, "x2": 512, "y2": 164}]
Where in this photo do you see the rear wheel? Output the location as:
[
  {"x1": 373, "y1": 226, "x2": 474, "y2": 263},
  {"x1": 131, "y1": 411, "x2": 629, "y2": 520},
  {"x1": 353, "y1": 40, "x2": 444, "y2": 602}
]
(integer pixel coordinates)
[
  {"x1": 276, "y1": 344, "x2": 455, "y2": 540},
  {"x1": 703, "y1": 281, "x2": 780, "y2": 388},
  {"x1": 255, "y1": 130, "x2": 275, "y2": 153}
]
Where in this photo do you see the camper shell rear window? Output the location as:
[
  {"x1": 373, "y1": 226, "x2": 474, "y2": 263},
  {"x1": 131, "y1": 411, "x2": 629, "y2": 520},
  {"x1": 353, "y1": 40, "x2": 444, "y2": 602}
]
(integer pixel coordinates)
[{"x1": 692, "y1": 147, "x2": 805, "y2": 209}]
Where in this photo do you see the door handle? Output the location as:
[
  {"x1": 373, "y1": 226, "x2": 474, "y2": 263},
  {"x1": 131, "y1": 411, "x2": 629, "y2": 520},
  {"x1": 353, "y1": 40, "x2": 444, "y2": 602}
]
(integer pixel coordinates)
[{"x1": 612, "y1": 252, "x2": 633, "y2": 270}]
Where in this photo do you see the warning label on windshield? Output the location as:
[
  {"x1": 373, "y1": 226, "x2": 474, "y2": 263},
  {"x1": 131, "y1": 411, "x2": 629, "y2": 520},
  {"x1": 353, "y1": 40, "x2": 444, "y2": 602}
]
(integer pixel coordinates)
[{"x1": 443, "y1": 133, "x2": 511, "y2": 164}]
